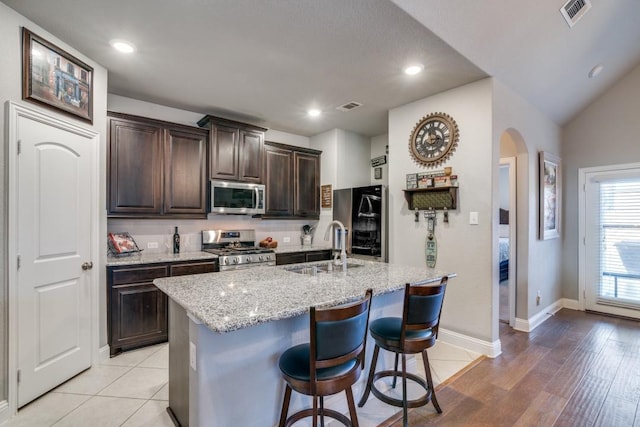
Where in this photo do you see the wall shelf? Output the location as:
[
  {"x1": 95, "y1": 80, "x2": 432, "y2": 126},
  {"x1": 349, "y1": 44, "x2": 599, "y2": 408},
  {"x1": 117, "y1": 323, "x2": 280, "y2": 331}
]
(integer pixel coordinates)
[{"x1": 403, "y1": 187, "x2": 458, "y2": 210}]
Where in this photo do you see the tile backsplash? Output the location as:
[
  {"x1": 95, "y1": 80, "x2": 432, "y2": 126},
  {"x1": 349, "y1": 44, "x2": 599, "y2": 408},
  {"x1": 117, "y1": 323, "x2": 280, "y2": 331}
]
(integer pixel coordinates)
[{"x1": 108, "y1": 213, "x2": 332, "y2": 254}]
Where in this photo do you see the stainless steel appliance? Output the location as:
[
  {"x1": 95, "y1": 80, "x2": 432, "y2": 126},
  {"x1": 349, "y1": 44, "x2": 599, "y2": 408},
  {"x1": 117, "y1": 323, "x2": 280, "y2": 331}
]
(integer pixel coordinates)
[
  {"x1": 333, "y1": 185, "x2": 388, "y2": 261},
  {"x1": 202, "y1": 229, "x2": 275, "y2": 270},
  {"x1": 210, "y1": 180, "x2": 265, "y2": 215}
]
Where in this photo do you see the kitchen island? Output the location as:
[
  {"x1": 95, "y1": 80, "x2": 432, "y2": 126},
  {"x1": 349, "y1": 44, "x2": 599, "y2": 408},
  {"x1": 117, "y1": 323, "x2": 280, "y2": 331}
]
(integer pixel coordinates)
[{"x1": 154, "y1": 259, "x2": 451, "y2": 426}]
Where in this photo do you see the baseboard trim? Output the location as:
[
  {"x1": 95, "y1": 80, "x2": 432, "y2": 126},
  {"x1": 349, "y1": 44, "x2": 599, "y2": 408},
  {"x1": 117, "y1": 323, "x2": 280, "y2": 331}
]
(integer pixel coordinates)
[
  {"x1": 562, "y1": 298, "x2": 580, "y2": 311},
  {"x1": 0, "y1": 400, "x2": 10, "y2": 425},
  {"x1": 98, "y1": 345, "x2": 111, "y2": 363},
  {"x1": 514, "y1": 299, "x2": 566, "y2": 333},
  {"x1": 438, "y1": 328, "x2": 501, "y2": 358}
]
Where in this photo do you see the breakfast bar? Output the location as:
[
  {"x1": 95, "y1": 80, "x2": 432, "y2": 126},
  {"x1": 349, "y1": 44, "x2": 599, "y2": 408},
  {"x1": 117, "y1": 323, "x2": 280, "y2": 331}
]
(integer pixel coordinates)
[{"x1": 154, "y1": 259, "x2": 451, "y2": 426}]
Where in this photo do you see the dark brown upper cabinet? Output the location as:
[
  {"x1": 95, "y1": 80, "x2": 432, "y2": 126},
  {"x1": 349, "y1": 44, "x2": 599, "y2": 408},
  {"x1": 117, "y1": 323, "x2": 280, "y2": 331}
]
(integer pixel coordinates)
[
  {"x1": 197, "y1": 115, "x2": 266, "y2": 183},
  {"x1": 108, "y1": 112, "x2": 208, "y2": 218},
  {"x1": 263, "y1": 141, "x2": 321, "y2": 219}
]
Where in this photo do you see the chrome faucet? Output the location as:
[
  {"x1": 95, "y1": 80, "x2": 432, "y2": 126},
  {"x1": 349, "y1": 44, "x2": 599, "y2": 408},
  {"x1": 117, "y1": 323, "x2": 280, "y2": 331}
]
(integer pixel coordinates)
[{"x1": 325, "y1": 220, "x2": 347, "y2": 271}]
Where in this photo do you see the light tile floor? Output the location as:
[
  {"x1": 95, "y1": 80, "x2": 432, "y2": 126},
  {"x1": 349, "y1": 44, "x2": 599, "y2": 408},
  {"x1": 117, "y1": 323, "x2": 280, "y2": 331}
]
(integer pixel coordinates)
[{"x1": 4, "y1": 340, "x2": 479, "y2": 427}]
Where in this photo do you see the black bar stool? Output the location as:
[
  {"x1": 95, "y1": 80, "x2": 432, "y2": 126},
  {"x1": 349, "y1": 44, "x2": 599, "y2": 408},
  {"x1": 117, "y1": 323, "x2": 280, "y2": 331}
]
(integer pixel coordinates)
[
  {"x1": 278, "y1": 289, "x2": 373, "y2": 427},
  {"x1": 358, "y1": 277, "x2": 447, "y2": 427}
]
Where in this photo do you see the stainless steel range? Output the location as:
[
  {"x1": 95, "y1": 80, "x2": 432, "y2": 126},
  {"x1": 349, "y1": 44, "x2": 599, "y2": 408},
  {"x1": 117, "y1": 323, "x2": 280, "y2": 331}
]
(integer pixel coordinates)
[{"x1": 202, "y1": 229, "x2": 276, "y2": 271}]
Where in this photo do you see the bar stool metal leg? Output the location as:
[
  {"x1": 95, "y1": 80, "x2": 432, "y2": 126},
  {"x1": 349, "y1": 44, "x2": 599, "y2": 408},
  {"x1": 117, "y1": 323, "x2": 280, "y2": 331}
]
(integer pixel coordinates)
[{"x1": 358, "y1": 344, "x2": 380, "y2": 407}]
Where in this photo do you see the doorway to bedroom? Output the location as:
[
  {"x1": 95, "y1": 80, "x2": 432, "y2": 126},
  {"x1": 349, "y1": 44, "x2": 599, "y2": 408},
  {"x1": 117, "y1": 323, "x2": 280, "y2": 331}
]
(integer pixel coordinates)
[{"x1": 499, "y1": 158, "x2": 516, "y2": 327}]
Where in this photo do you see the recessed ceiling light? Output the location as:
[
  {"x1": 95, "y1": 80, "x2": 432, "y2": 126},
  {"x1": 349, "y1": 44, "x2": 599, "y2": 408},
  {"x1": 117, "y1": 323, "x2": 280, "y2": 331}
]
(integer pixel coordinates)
[
  {"x1": 110, "y1": 39, "x2": 136, "y2": 54},
  {"x1": 307, "y1": 109, "x2": 321, "y2": 117},
  {"x1": 404, "y1": 64, "x2": 424, "y2": 76},
  {"x1": 588, "y1": 63, "x2": 604, "y2": 79}
]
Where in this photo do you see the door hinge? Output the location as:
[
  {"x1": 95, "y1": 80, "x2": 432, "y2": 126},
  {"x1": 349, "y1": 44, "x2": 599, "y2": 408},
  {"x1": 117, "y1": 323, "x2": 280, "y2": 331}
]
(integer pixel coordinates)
[
  {"x1": 17, "y1": 139, "x2": 21, "y2": 155},
  {"x1": 17, "y1": 255, "x2": 21, "y2": 270},
  {"x1": 17, "y1": 369, "x2": 21, "y2": 383}
]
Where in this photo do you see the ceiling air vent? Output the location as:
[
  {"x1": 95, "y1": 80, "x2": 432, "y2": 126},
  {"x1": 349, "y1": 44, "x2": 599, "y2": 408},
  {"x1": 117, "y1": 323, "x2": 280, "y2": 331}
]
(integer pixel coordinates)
[
  {"x1": 336, "y1": 101, "x2": 363, "y2": 112},
  {"x1": 560, "y1": 0, "x2": 592, "y2": 28}
]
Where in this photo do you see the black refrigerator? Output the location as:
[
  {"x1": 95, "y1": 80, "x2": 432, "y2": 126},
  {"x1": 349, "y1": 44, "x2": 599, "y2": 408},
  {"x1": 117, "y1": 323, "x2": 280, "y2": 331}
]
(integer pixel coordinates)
[{"x1": 333, "y1": 185, "x2": 388, "y2": 262}]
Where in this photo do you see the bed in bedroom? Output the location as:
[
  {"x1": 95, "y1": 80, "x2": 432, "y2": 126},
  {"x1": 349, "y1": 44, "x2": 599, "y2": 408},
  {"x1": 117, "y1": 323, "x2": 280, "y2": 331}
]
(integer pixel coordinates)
[{"x1": 499, "y1": 208, "x2": 509, "y2": 282}]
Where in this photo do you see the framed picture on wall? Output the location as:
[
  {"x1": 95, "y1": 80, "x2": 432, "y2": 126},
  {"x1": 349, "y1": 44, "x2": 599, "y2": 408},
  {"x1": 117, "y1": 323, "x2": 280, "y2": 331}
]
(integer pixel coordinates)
[
  {"x1": 539, "y1": 151, "x2": 561, "y2": 240},
  {"x1": 22, "y1": 27, "x2": 94, "y2": 123}
]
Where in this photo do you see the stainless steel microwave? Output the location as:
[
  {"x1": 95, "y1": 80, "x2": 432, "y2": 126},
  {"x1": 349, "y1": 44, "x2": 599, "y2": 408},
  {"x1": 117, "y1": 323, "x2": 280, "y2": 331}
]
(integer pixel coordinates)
[{"x1": 210, "y1": 180, "x2": 265, "y2": 215}]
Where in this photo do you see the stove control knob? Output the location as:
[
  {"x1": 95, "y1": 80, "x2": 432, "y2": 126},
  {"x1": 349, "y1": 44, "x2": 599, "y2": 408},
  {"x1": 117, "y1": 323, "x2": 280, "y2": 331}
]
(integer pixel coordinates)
[
  {"x1": 232, "y1": 258, "x2": 238, "y2": 264},
  {"x1": 246, "y1": 256, "x2": 252, "y2": 263},
  {"x1": 224, "y1": 259, "x2": 229, "y2": 265},
  {"x1": 258, "y1": 255, "x2": 264, "y2": 261}
]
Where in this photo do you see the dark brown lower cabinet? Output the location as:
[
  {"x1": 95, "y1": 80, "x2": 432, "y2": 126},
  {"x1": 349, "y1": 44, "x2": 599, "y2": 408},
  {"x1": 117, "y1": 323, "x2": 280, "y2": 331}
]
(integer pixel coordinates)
[
  {"x1": 107, "y1": 259, "x2": 217, "y2": 356},
  {"x1": 275, "y1": 250, "x2": 332, "y2": 265}
]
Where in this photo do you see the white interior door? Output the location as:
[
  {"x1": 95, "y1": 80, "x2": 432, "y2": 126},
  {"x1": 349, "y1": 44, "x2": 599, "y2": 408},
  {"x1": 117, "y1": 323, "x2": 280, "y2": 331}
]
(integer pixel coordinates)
[
  {"x1": 13, "y1": 106, "x2": 96, "y2": 407},
  {"x1": 582, "y1": 165, "x2": 640, "y2": 319}
]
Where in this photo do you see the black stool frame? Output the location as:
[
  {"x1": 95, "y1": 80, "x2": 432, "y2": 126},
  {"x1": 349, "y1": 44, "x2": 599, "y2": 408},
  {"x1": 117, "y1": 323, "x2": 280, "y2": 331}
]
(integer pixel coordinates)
[
  {"x1": 279, "y1": 289, "x2": 373, "y2": 427},
  {"x1": 358, "y1": 277, "x2": 447, "y2": 426}
]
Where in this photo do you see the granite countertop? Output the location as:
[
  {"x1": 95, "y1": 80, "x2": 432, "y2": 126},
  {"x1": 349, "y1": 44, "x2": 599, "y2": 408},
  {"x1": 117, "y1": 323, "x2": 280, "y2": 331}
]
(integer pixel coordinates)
[
  {"x1": 153, "y1": 259, "x2": 451, "y2": 333},
  {"x1": 106, "y1": 251, "x2": 218, "y2": 266}
]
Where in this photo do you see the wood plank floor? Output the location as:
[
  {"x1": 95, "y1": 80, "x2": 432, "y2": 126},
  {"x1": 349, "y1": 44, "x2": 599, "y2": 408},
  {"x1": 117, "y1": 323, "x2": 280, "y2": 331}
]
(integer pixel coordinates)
[{"x1": 380, "y1": 309, "x2": 640, "y2": 427}]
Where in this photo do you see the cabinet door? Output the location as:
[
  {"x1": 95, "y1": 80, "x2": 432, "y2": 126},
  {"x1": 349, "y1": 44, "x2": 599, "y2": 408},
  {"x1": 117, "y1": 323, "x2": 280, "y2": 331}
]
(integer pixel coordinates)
[
  {"x1": 294, "y1": 151, "x2": 320, "y2": 218},
  {"x1": 238, "y1": 129, "x2": 264, "y2": 183},
  {"x1": 110, "y1": 283, "x2": 167, "y2": 351},
  {"x1": 164, "y1": 128, "x2": 208, "y2": 215},
  {"x1": 210, "y1": 123, "x2": 239, "y2": 180},
  {"x1": 108, "y1": 264, "x2": 169, "y2": 356},
  {"x1": 264, "y1": 145, "x2": 293, "y2": 216},
  {"x1": 108, "y1": 118, "x2": 163, "y2": 215}
]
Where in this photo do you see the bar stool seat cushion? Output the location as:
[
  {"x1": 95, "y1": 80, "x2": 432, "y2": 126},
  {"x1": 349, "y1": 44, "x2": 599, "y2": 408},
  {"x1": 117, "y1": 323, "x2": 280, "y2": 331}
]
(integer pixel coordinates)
[
  {"x1": 279, "y1": 344, "x2": 358, "y2": 382},
  {"x1": 370, "y1": 317, "x2": 434, "y2": 342}
]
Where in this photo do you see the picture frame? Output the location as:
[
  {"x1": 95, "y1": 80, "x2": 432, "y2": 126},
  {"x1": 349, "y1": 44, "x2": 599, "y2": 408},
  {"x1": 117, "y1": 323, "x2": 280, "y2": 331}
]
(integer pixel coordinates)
[
  {"x1": 539, "y1": 151, "x2": 561, "y2": 240},
  {"x1": 22, "y1": 27, "x2": 93, "y2": 123},
  {"x1": 321, "y1": 184, "x2": 332, "y2": 208}
]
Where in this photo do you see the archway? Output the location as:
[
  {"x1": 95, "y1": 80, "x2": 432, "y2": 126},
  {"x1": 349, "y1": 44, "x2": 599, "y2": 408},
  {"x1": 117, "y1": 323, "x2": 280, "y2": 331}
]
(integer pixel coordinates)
[{"x1": 497, "y1": 129, "x2": 529, "y2": 338}]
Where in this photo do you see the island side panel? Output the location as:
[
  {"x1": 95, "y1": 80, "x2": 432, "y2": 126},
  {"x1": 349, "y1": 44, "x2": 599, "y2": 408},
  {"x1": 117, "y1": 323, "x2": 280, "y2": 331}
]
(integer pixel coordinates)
[
  {"x1": 168, "y1": 299, "x2": 190, "y2": 426},
  {"x1": 187, "y1": 290, "x2": 405, "y2": 426}
]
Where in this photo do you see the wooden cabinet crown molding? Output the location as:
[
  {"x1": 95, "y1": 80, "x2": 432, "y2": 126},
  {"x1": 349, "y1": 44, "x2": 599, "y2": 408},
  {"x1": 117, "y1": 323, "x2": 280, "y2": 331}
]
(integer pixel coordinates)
[
  {"x1": 107, "y1": 111, "x2": 209, "y2": 218},
  {"x1": 198, "y1": 115, "x2": 267, "y2": 183},
  {"x1": 263, "y1": 141, "x2": 322, "y2": 219}
]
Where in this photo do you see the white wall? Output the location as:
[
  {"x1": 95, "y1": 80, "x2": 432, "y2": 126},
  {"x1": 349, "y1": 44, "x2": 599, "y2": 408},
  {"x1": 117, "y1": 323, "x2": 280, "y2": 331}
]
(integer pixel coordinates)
[
  {"x1": 493, "y1": 79, "x2": 562, "y2": 323},
  {"x1": 0, "y1": 2, "x2": 109, "y2": 413},
  {"x1": 370, "y1": 134, "x2": 389, "y2": 186},
  {"x1": 389, "y1": 79, "x2": 495, "y2": 342},
  {"x1": 335, "y1": 129, "x2": 371, "y2": 189},
  {"x1": 562, "y1": 63, "x2": 640, "y2": 300}
]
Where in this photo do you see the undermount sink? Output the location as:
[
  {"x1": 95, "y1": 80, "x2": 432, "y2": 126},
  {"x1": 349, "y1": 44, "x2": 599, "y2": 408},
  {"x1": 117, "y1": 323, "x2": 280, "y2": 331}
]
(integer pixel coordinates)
[{"x1": 284, "y1": 262, "x2": 363, "y2": 275}]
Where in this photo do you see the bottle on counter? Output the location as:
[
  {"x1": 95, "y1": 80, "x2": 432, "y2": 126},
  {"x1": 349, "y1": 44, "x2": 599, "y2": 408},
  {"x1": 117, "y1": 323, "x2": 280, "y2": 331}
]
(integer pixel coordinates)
[{"x1": 173, "y1": 226, "x2": 180, "y2": 254}]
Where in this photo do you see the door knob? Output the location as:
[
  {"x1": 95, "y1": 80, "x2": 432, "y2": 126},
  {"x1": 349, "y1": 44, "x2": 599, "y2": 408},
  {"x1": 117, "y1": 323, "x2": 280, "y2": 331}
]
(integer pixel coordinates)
[{"x1": 81, "y1": 261, "x2": 93, "y2": 270}]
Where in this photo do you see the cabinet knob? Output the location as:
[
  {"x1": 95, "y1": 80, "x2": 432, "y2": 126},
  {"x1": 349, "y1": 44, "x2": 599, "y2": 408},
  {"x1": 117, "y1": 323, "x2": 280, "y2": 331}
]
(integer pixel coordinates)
[{"x1": 81, "y1": 261, "x2": 93, "y2": 270}]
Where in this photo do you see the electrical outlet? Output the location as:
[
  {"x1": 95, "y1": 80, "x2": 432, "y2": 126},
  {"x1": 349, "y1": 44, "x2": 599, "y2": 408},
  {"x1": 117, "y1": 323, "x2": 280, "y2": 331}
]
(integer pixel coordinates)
[
  {"x1": 147, "y1": 242, "x2": 159, "y2": 249},
  {"x1": 536, "y1": 290, "x2": 541, "y2": 306},
  {"x1": 283, "y1": 236, "x2": 291, "y2": 243},
  {"x1": 190, "y1": 341, "x2": 197, "y2": 371}
]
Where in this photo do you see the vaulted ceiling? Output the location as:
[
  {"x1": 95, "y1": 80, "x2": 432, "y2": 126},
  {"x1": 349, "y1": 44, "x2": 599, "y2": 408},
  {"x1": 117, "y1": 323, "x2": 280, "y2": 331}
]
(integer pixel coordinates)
[{"x1": 3, "y1": 0, "x2": 640, "y2": 137}]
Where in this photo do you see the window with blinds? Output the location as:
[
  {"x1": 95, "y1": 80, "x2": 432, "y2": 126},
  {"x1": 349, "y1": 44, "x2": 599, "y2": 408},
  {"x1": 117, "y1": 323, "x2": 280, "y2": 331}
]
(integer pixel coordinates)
[{"x1": 599, "y1": 178, "x2": 640, "y2": 308}]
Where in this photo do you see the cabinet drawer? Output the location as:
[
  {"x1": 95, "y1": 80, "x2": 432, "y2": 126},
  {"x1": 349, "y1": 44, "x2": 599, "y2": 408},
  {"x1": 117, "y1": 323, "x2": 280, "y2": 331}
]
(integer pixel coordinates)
[
  {"x1": 276, "y1": 252, "x2": 307, "y2": 265},
  {"x1": 111, "y1": 265, "x2": 169, "y2": 285},
  {"x1": 306, "y1": 250, "x2": 331, "y2": 262},
  {"x1": 170, "y1": 261, "x2": 216, "y2": 276}
]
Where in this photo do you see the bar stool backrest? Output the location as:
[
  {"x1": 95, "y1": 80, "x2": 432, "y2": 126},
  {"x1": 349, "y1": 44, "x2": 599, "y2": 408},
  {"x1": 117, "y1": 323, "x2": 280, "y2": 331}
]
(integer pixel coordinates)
[
  {"x1": 310, "y1": 289, "x2": 373, "y2": 376},
  {"x1": 401, "y1": 277, "x2": 448, "y2": 348}
]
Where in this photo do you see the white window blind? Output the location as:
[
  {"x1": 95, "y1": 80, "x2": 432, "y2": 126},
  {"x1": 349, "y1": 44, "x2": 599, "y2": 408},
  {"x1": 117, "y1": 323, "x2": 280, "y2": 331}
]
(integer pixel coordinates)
[{"x1": 599, "y1": 178, "x2": 640, "y2": 308}]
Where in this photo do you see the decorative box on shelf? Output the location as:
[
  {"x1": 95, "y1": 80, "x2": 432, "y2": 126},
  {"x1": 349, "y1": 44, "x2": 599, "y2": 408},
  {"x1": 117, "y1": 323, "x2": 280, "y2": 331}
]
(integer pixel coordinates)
[{"x1": 403, "y1": 186, "x2": 458, "y2": 211}]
